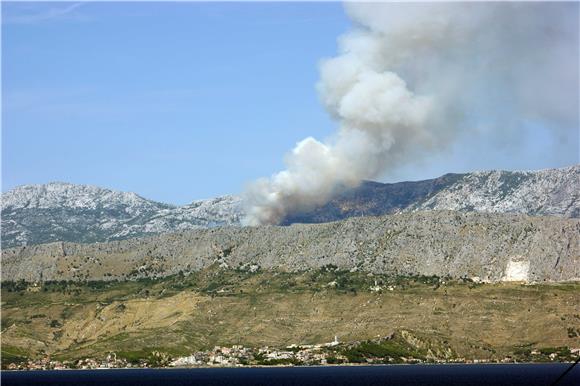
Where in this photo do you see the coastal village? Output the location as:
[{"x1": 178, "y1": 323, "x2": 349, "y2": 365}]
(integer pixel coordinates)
[
  {"x1": 6, "y1": 336, "x2": 579, "y2": 371},
  {"x1": 6, "y1": 337, "x2": 344, "y2": 370}
]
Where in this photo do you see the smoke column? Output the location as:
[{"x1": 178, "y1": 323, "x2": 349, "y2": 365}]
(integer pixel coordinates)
[{"x1": 244, "y1": 2, "x2": 579, "y2": 226}]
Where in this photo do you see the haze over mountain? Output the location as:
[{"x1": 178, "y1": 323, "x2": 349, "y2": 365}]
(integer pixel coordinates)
[{"x1": 1, "y1": 165, "x2": 578, "y2": 248}]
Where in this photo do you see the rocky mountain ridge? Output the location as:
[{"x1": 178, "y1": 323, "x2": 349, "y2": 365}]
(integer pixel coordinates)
[
  {"x1": 3, "y1": 211, "x2": 578, "y2": 283},
  {"x1": 1, "y1": 182, "x2": 242, "y2": 248},
  {"x1": 283, "y1": 165, "x2": 579, "y2": 223},
  {"x1": 2, "y1": 165, "x2": 578, "y2": 247}
]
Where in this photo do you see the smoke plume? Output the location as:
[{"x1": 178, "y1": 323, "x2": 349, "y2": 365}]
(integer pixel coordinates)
[{"x1": 244, "y1": 2, "x2": 579, "y2": 226}]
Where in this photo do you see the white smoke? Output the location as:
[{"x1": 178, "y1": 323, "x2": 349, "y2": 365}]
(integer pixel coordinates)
[{"x1": 244, "y1": 2, "x2": 579, "y2": 226}]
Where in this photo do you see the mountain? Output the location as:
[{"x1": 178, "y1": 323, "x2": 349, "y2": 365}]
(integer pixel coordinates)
[
  {"x1": 3, "y1": 211, "x2": 578, "y2": 283},
  {"x1": 1, "y1": 182, "x2": 242, "y2": 248},
  {"x1": 283, "y1": 165, "x2": 579, "y2": 224},
  {"x1": 2, "y1": 165, "x2": 578, "y2": 247},
  {"x1": 281, "y1": 173, "x2": 465, "y2": 224}
]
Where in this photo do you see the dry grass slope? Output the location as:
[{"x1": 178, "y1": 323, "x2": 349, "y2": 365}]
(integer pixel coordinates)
[{"x1": 2, "y1": 268, "x2": 579, "y2": 364}]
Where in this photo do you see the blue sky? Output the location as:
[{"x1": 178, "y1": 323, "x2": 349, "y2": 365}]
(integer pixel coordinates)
[{"x1": 2, "y1": 2, "x2": 579, "y2": 205}]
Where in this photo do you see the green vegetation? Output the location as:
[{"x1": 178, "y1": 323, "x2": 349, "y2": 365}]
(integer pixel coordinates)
[
  {"x1": 1, "y1": 346, "x2": 29, "y2": 364},
  {"x1": 341, "y1": 339, "x2": 426, "y2": 363},
  {"x1": 255, "y1": 357, "x2": 302, "y2": 366},
  {"x1": 1, "y1": 265, "x2": 451, "y2": 300}
]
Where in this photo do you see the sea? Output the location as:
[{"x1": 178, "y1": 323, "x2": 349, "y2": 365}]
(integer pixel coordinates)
[{"x1": 2, "y1": 363, "x2": 579, "y2": 386}]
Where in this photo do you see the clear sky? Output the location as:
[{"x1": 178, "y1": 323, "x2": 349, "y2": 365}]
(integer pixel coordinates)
[{"x1": 2, "y1": 2, "x2": 579, "y2": 205}]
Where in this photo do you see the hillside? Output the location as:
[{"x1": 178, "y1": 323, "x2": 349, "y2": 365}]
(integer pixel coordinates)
[
  {"x1": 2, "y1": 165, "x2": 578, "y2": 248},
  {"x1": 2, "y1": 268, "x2": 579, "y2": 365},
  {"x1": 3, "y1": 211, "x2": 578, "y2": 283}
]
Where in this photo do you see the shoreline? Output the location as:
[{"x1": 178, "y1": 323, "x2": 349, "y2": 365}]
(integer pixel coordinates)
[{"x1": 4, "y1": 361, "x2": 578, "y2": 372}]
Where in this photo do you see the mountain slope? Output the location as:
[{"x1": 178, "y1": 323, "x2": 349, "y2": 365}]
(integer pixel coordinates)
[
  {"x1": 3, "y1": 271, "x2": 579, "y2": 364},
  {"x1": 1, "y1": 183, "x2": 242, "y2": 248},
  {"x1": 1, "y1": 165, "x2": 578, "y2": 247},
  {"x1": 283, "y1": 165, "x2": 579, "y2": 224},
  {"x1": 410, "y1": 166, "x2": 580, "y2": 217},
  {"x1": 3, "y1": 211, "x2": 579, "y2": 283},
  {"x1": 281, "y1": 173, "x2": 465, "y2": 224}
]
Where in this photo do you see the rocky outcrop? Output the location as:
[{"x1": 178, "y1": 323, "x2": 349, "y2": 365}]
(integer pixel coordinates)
[{"x1": 3, "y1": 211, "x2": 578, "y2": 283}]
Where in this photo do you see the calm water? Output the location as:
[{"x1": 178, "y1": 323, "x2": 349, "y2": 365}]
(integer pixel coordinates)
[{"x1": 2, "y1": 364, "x2": 579, "y2": 386}]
